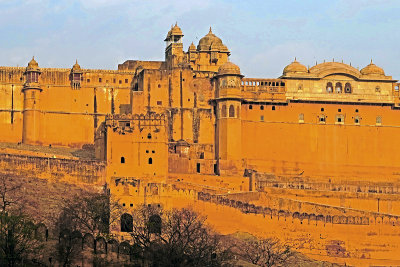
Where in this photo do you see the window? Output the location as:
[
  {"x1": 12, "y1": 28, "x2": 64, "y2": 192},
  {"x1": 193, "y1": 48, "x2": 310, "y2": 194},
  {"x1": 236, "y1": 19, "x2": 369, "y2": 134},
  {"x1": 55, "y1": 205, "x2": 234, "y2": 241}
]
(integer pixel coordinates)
[
  {"x1": 148, "y1": 158, "x2": 153, "y2": 164},
  {"x1": 355, "y1": 109, "x2": 359, "y2": 113},
  {"x1": 113, "y1": 78, "x2": 116, "y2": 83},
  {"x1": 319, "y1": 115, "x2": 326, "y2": 123},
  {"x1": 321, "y1": 108, "x2": 324, "y2": 112},
  {"x1": 221, "y1": 105, "x2": 227, "y2": 117},
  {"x1": 249, "y1": 105, "x2": 253, "y2": 110},
  {"x1": 260, "y1": 115, "x2": 264, "y2": 121},
  {"x1": 196, "y1": 163, "x2": 201, "y2": 173},
  {"x1": 272, "y1": 106, "x2": 276, "y2": 111},
  {"x1": 335, "y1": 82, "x2": 342, "y2": 93},
  {"x1": 99, "y1": 78, "x2": 102, "y2": 83},
  {"x1": 121, "y1": 213, "x2": 133, "y2": 232},
  {"x1": 87, "y1": 79, "x2": 90, "y2": 83},
  {"x1": 147, "y1": 133, "x2": 152, "y2": 139},
  {"x1": 152, "y1": 150, "x2": 155, "y2": 154},
  {"x1": 354, "y1": 116, "x2": 360, "y2": 125},
  {"x1": 125, "y1": 79, "x2": 128, "y2": 83},
  {"x1": 119, "y1": 80, "x2": 122, "y2": 84},
  {"x1": 299, "y1": 113, "x2": 304, "y2": 123},
  {"x1": 229, "y1": 105, "x2": 235, "y2": 117},
  {"x1": 376, "y1": 116, "x2": 382, "y2": 125},
  {"x1": 148, "y1": 215, "x2": 162, "y2": 234},
  {"x1": 260, "y1": 106, "x2": 264, "y2": 110},
  {"x1": 345, "y1": 83, "x2": 352, "y2": 93},
  {"x1": 335, "y1": 115, "x2": 344, "y2": 124},
  {"x1": 157, "y1": 101, "x2": 162, "y2": 105},
  {"x1": 326, "y1": 82, "x2": 333, "y2": 93},
  {"x1": 121, "y1": 157, "x2": 125, "y2": 164},
  {"x1": 338, "y1": 109, "x2": 341, "y2": 112},
  {"x1": 146, "y1": 150, "x2": 149, "y2": 153},
  {"x1": 376, "y1": 86, "x2": 381, "y2": 93}
]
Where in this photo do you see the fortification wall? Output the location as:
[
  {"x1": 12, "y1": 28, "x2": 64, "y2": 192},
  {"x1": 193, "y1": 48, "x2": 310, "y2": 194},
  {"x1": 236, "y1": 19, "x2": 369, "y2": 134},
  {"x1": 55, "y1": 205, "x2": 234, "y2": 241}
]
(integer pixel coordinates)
[
  {"x1": 0, "y1": 153, "x2": 105, "y2": 184},
  {"x1": 242, "y1": 102, "x2": 400, "y2": 181},
  {"x1": 0, "y1": 67, "x2": 133, "y2": 147}
]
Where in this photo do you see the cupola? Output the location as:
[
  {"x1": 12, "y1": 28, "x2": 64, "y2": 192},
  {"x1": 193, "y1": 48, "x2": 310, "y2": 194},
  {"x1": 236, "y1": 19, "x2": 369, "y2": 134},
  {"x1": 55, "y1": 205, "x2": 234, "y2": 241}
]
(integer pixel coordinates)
[
  {"x1": 24, "y1": 57, "x2": 41, "y2": 86},
  {"x1": 71, "y1": 60, "x2": 83, "y2": 89},
  {"x1": 283, "y1": 58, "x2": 308, "y2": 75},
  {"x1": 197, "y1": 27, "x2": 229, "y2": 54},
  {"x1": 360, "y1": 60, "x2": 385, "y2": 76},
  {"x1": 217, "y1": 61, "x2": 241, "y2": 76}
]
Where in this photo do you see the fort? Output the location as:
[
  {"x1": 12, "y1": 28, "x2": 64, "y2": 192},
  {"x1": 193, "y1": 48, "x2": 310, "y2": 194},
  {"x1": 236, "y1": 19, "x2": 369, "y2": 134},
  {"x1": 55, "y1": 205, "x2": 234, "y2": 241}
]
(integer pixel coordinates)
[{"x1": 1, "y1": 24, "x2": 400, "y2": 265}]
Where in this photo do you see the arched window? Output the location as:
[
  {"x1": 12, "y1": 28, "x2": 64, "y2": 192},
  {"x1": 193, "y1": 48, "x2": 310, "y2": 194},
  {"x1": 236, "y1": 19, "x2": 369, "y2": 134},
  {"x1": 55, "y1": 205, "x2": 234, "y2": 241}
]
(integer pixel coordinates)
[
  {"x1": 121, "y1": 157, "x2": 125, "y2": 164},
  {"x1": 148, "y1": 214, "x2": 162, "y2": 234},
  {"x1": 221, "y1": 105, "x2": 226, "y2": 118},
  {"x1": 345, "y1": 83, "x2": 352, "y2": 93},
  {"x1": 121, "y1": 213, "x2": 133, "y2": 232},
  {"x1": 326, "y1": 82, "x2": 333, "y2": 93},
  {"x1": 299, "y1": 113, "x2": 304, "y2": 123},
  {"x1": 148, "y1": 157, "x2": 153, "y2": 164},
  {"x1": 229, "y1": 105, "x2": 235, "y2": 117},
  {"x1": 335, "y1": 82, "x2": 342, "y2": 93}
]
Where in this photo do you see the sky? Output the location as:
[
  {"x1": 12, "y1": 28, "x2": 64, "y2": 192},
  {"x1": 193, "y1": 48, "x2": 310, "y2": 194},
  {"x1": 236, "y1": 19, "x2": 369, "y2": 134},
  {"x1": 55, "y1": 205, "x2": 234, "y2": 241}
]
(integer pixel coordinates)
[{"x1": 0, "y1": 0, "x2": 399, "y2": 79}]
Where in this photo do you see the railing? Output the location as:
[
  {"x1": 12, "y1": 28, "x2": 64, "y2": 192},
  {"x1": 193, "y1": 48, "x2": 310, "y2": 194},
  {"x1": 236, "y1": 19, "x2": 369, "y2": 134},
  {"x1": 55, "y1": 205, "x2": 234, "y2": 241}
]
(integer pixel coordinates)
[{"x1": 241, "y1": 78, "x2": 286, "y2": 93}]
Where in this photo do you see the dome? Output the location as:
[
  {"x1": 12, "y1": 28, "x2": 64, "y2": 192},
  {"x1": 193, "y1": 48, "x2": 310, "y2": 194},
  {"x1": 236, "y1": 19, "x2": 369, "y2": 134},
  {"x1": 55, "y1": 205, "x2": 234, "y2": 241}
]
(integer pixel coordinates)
[
  {"x1": 165, "y1": 23, "x2": 183, "y2": 40},
  {"x1": 217, "y1": 61, "x2": 241, "y2": 76},
  {"x1": 72, "y1": 60, "x2": 82, "y2": 73},
  {"x1": 170, "y1": 23, "x2": 183, "y2": 36},
  {"x1": 26, "y1": 57, "x2": 40, "y2": 72},
  {"x1": 360, "y1": 60, "x2": 385, "y2": 76},
  {"x1": 197, "y1": 27, "x2": 228, "y2": 52},
  {"x1": 283, "y1": 59, "x2": 307, "y2": 75}
]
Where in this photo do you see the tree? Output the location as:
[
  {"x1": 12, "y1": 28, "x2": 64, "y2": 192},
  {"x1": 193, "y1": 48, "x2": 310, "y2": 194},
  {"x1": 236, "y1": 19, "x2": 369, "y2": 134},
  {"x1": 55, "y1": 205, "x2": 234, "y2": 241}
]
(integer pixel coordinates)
[
  {"x1": 0, "y1": 213, "x2": 44, "y2": 267},
  {"x1": 0, "y1": 173, "x2": 23, "y2": 213},
  {"x1": 239, "y1": 237, "x2": 295, "y2": 267},
  {"x1": 55, "y1": 191, "x2": 124, "y2": 266},
  {"x1": 0, "y1": 173, "x2": 45, "y2": 266},
  {"x1": 130, "y1": 206, "x2": 233, "y2": 267}
]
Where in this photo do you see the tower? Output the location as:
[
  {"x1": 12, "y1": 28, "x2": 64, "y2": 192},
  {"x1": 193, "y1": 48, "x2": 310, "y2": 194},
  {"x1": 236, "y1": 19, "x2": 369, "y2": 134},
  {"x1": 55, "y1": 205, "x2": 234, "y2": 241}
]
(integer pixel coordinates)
[
  {"x1": 22, "y1": 57, "x2": 42, "y2": 145},
  {"x1": 164, "y1": 23, "x2": 184, "y2": 68},
  {"x1": 214, "y1": 61, "x2": 243, "y2": 175}
]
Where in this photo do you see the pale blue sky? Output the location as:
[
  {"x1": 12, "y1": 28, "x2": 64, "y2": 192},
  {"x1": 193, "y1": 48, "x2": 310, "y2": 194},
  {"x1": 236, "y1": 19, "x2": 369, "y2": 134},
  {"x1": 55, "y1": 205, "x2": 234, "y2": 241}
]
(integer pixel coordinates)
[{"x1": 0, "y1": 0, "x2": 399, "y2": 79}]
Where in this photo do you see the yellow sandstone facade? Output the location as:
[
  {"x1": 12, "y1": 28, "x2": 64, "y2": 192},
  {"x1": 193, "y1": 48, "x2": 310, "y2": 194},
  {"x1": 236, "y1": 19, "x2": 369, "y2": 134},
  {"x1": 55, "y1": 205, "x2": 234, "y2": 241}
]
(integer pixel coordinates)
[{"x1": 1, "y1": 24, "x2": 400, "y2": 265}]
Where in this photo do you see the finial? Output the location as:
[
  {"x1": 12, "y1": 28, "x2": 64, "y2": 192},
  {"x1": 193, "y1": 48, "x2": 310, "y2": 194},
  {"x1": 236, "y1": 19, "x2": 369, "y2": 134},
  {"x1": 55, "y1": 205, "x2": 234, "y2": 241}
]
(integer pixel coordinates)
[
  {"x1": 209, "y1": 26, "x2": 212, "y2": 33},
  {"x1": 315, "y1": 61, "x2": 317, "y2": 65},
  {"x1": 371, "y1": 59, "x2": 373, "y2": 64},
  {"x1": 324, "y1": 59, "x2": 325, "y2": 63},
  {"x1": 76, "y1": 59, "x2": 78, "y2": 64},
  {"x1": 175, "y1": 22, "x2": 178, "y2": 26},
  {"x1": 333, "y1": 58, "x2": 334, "y2": 62},
  {"x1": 32, "y1": 56, "x2": 35, "y2": 60},
  {"x1": 341, "y1": 59, "x2": 343, "y2": 63},
  {"x1": 350, "y1": 62, "x2": 352, "y2": 66}
]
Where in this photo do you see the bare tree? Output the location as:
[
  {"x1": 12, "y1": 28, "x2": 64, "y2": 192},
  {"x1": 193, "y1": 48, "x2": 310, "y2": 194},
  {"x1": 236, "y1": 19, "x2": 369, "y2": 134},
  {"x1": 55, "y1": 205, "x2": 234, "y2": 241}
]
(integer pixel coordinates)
[
  {"x1": 239, "y1": 237, "x2": 295, "y2": 267},
  {"x1": 0, "y1": 173, "x2": 23, "y2": 213},
  {"x1": 130, "y1": 206, "x2": 233, "y2": 267}
]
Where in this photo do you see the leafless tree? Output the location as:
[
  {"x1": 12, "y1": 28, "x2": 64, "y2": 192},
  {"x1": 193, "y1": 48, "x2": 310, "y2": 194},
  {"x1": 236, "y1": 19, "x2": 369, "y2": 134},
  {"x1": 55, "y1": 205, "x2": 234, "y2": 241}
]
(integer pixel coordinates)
[
  {"x1": 0, "y1": 173, "x2": 23, "y2": 213},
  {"x1": 239, "y1": 237, "x2": 295, "y2": 267},
  {"x1": 130, "y1": 206, "x2": 233, "y2": 267}
]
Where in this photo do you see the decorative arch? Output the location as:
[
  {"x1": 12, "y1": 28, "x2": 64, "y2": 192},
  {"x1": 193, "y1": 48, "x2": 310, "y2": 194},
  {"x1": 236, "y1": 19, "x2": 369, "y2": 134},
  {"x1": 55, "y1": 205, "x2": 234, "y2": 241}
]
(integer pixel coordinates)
[
  {"x1": 335, "y1": 82, "x2": 342, "y2": 93},
  {"x1": 345, "y1": 82, "x2": 352, "y2": 93},
  {"x1": 229, "y1": 105, "x2": 235, "y2": 118},
  {"x1": 221, "y1": 104, "x2": 227, "y2": 118},
  {"x1": 326, "y1": 82, "x2": 333, "y2": 93}
]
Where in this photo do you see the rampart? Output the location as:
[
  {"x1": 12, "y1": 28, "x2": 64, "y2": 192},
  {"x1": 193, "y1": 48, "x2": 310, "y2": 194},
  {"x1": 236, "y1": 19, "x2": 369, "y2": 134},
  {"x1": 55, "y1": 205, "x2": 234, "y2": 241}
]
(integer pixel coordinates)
[{"x1": 0, "y1": 153, "x2": 105, "y2": 184}]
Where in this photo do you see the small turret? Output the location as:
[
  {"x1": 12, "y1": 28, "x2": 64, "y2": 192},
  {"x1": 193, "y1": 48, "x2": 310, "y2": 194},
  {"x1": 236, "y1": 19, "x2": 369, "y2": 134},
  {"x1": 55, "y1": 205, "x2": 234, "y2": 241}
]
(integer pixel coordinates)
[
  {"x1": 71, "y1": 60, "x2": 83, "y2": 89},
  {"x1": 164, "y1": 23, "x2": 184, "y2": 68},
  {"x1": 22, "y1": 57, "x2": 43, "y2": 145}
]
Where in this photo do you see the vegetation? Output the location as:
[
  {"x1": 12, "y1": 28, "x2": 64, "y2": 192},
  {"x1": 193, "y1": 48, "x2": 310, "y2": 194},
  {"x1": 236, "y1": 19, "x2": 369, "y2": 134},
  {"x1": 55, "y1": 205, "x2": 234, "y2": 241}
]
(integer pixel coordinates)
[{"x1": 0, "y1": 172, "x2": 323, "y2": 267}]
